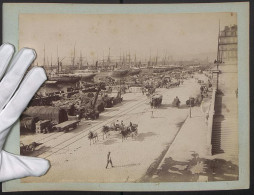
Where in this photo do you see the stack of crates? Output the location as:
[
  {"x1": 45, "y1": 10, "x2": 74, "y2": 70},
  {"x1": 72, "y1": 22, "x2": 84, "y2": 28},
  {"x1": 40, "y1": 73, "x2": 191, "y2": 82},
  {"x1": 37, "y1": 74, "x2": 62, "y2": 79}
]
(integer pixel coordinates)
[{"x1": 35, "y1": 120, "x2": 51, "y2": 134}]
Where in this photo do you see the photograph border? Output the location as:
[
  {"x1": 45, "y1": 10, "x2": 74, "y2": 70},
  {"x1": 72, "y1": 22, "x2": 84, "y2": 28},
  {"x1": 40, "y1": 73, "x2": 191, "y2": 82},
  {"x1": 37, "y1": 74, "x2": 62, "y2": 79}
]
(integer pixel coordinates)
[{"x1": 2, "y1": 2, "x2": 249, "y2": 192}]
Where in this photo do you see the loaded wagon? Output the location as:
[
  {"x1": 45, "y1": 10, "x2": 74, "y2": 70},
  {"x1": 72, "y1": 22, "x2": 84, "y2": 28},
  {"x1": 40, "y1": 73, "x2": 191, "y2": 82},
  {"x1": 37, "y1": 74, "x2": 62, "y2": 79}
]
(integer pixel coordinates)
[
  {"x1": 53, "y1": 120, "x2": 80, "y2": 132},
  {"x1": 102, "y1": 96, "x2": 114, "y2": 108},
  {"x1": 84, "y1": 109, "x2": 99, "y2": 120},
  {"x1": 95, "y1": 100, "x2": 105, "y2": 113},
  {"x1": 166, "y1": 81, "x2": 180, "y2": 88},
  {"x1": 112, "y1": 96, "x2": 123, "y2": 105},
  {"x1": 108, "y1": 92, "x2": 123, "y2": 105},
  {"x1": 23, "y1": 106, "x2": 68, "y2": 124},
  {"x1": 150, "y1": 94, "x2": 163, "y2": 108},
  {"x1": 186, "y1": 97, "x2": 195, "y2": 107},
  {"x1": 186, "y1": 95, "x2": 203, "y2": 107}
]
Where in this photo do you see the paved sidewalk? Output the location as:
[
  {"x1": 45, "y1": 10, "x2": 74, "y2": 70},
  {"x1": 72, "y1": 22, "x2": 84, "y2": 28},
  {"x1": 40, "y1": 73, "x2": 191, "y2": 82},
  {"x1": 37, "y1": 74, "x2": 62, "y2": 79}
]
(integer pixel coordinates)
[
  {"x1": 157, "y1": 106, "x2": 208, "y2": 167},
  {"x1": 146, "y1": 105, "x2": 239, "y2": 182}
]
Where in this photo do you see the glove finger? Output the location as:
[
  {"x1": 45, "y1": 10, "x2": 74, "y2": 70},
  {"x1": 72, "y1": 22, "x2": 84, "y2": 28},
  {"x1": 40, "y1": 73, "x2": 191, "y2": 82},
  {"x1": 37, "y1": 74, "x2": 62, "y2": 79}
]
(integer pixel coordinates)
[
  {"x1": 0, "y1": 43, "x2": 14, "y2": 80},
  {"x1": 0, "y1": 48, "x2": 36, "y2": 111},
  {"x1": 0, "y1": 150, "x2": 50, "y2": 182},
  {"x1": 0, "y1": 67, "x2": 46, "y2": 149}
]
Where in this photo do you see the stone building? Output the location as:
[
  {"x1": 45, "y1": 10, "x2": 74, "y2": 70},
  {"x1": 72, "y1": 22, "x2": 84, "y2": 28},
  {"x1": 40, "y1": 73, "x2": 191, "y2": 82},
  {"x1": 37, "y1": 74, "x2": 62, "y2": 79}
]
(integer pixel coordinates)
[
  {"x1": 211, "y1": 24, "x2": 238, "y2": 169},
  {"x1": 218, "y1": 25, "x2": 237, "y2": 63}
]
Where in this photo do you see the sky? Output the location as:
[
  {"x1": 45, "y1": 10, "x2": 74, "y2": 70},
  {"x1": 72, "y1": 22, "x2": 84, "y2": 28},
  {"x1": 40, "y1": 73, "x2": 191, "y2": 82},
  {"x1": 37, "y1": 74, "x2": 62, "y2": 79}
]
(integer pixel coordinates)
[{"x1": 19, "y1": 13, "x2": 237, "y2": 65}]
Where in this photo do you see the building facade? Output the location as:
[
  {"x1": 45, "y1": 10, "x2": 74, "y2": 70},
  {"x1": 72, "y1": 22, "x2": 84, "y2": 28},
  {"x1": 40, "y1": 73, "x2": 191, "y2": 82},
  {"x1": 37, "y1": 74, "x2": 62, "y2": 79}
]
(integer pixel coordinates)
[
  {"x1": 211, "y1": 24, "x2": 238, "y2": 166},
  {"x1": 218, "y1": 25, "x2": 237, "y2": 63}
]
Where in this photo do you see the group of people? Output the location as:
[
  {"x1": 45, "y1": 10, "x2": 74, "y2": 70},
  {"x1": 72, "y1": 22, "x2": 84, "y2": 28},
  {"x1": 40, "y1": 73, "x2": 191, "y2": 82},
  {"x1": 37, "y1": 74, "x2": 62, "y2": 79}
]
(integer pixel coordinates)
[{"x1": 112, "y1": 120, "x2": 133, "y2": 130}]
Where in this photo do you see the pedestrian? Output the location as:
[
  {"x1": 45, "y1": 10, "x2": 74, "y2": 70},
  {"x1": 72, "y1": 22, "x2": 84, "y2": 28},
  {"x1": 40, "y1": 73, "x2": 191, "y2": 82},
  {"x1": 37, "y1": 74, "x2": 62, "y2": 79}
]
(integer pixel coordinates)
[
  {"x1": 205, "y1": 112, "x2": 209, "y2": 124},
  {"x1": 151, "y1": 110, "x2": 154, "y2": 118},
  {"x1": 106, "y1": 151, "x2": 114, "y2": 169}
]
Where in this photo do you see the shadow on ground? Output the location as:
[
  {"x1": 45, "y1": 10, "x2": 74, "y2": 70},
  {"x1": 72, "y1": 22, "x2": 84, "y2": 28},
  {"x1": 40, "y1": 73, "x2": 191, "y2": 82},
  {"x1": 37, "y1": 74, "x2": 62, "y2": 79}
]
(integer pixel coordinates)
[
  {"x1": 99, "y1": 131, "x2": 156, "y2": 145},
  {"x1": 134, "y1": 132, "x2": 157, "y2": 142},
  {"x1": 114, "y1": 163, "x2": 141, "y2": 168},
  {"x1": 140, "y1": 151, "x2": 238, "y2": 182},
  {"x1": 101, "y1": 137, "x2": 119, "y2": 145},
  {"x1": 153, "y1": 104, "x2": 192, "y2": 110}
]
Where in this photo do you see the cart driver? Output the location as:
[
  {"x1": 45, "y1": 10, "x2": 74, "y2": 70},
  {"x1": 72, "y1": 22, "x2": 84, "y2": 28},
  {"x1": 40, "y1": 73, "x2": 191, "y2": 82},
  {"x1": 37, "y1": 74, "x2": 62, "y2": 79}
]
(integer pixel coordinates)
[
  {"x1": 115, "y1": 120, "x2": 120, "y2": 127},
  {"x1": 129, "y1": 122, "x2": 133, "y2": 131}
]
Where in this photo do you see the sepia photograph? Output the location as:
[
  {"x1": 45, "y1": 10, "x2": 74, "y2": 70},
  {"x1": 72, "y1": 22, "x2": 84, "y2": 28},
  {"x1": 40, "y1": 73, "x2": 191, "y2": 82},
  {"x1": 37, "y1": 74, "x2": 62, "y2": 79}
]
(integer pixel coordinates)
[
  {"x1": 2, "y1": 2, "x2": 249, "y2": 192},
  {"x1": 18, "y1": 12, "x2": 238, "y2": 183}
]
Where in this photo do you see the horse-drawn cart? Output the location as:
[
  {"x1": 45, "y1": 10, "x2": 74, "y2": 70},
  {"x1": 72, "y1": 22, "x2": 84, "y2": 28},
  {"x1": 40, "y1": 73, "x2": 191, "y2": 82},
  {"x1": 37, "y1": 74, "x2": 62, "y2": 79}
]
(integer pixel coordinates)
[
  {"x1": 53, "y1": 120, "x2": 80, "y2": 132},
  {"x1": 84, "y1": 108, "x2": 100, "y2": 120},
  {"x1": 121, "y1": 123, "x2": 138, "y2": 141},
  {"x1": 172, "y1": 97, "x2": 181, "y2": 108},
  {"x1": 150, "y1": 94, "x2": 163, "y2": 108},
  {"x1": 20, "y1": 142, "x2": 42, "y2": 155}
]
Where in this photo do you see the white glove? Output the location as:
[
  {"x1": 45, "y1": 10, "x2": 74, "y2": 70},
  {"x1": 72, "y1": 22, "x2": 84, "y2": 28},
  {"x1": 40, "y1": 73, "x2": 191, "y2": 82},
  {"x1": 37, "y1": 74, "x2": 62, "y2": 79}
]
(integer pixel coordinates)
[{"x1": 0, "y1": 43, "x2": 50, "y2": 182}]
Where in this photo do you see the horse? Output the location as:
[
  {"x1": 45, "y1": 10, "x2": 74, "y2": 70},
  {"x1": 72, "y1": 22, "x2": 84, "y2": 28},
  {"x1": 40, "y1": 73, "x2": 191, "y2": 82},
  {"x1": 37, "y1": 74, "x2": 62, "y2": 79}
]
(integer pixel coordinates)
[
  {"x1": 102, "y1": 125, "x2": 111, "y2": 140},
  {"x1": 88, "y1": 131, "x2": 98, "y2": 145},
  {"x1": 120, "y1": 124, "x2": 138, "y2": 142}
]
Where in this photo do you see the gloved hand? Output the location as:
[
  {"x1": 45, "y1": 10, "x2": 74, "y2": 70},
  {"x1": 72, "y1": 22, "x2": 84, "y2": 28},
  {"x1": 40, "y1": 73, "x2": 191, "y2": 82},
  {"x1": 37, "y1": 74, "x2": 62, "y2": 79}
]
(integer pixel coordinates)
[{"x1": 0, "y1": 43, "x2": 50, "y2": 182}]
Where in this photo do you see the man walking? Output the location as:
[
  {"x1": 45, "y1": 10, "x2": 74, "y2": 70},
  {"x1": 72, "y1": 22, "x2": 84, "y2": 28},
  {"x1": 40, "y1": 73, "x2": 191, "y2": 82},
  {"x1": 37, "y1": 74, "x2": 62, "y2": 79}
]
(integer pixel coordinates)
[{"x1": 106, "y1": 151, "x2": 114, "y2": 169}]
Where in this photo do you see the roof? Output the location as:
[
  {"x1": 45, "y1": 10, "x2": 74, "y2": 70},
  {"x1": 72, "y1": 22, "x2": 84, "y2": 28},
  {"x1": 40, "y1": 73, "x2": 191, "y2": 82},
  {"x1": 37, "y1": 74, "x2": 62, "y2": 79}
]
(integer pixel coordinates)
[{"x1": 24, "y1": 106, "x2": 68, "y2": 124}]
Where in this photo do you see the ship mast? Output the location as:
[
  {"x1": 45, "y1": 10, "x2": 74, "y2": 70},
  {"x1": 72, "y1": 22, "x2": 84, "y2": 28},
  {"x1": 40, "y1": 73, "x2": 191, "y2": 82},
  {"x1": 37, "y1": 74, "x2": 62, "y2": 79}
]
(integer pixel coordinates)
[
  {"x1": 149, "y1": 49, "x2": 151, "y2": 67},
  {"x1": 164, "y1": 50, "x2": 167, "y2": 65},
  {"x1": 134, "y1": 52, "x2": 137, "y2": 67},
  {"x1": 155, "y1": 49, "x2": 158, "y2": 66},
  {"x1": 57, "y1": 45, "x2": 59, "y2": 74},
  {"x1": 102, "y1": 50, "x2": 105, "y2": 66},
  {"x1": 56, "y1": 45, "x2": 65, "y2": 74},
  {"x1": 72, "y1": 43, "x2": 76, "y2": 67},
  {"x1": 107, "y1": 48, "x2": 111, "y2": 63},
  {"x1": 119, "y1": 49, "x2": 122, "y2": 65},
  {"x1": 128, "y1": 50, "x2": 131, "y2": 67},
  {"x1": 51, "y1": 54, "x2": 52, "y2": 70},
  {"x1": 79, "y1": 51, "x2": 82, "y2": 69},
  {"x1": 122, "y1": 52, "x2": 125, "y2": 67}
]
